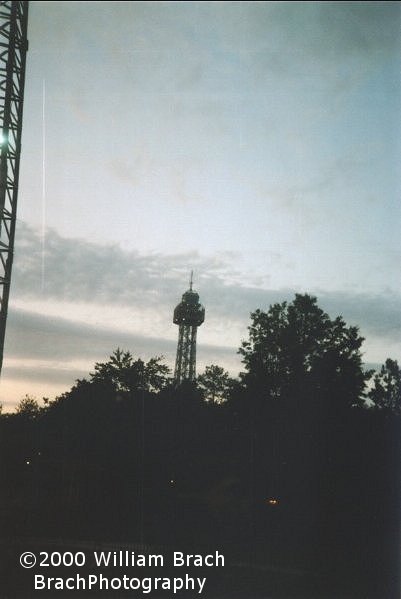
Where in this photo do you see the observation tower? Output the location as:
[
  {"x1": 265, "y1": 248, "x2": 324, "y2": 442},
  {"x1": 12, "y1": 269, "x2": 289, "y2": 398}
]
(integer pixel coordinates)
[{"x1": 173, "y1": 273, "x2": 205, "y2": 384}]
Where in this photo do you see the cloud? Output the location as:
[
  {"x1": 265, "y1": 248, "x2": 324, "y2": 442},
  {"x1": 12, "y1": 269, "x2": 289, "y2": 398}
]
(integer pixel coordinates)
[
  {"x1": 14, "y1": 221, "x2": 219, "y2": 306},
  {"x1": 3, "y1": 306, "x2": 242, "y2": 399},
  {"x1": 12, "y1": 222, "x2": 401, "y2": 345},
  {"x1": 318, "y1": 290, "x2": 401, "y2": 341},
  {"x1": 6, "y1": 307, "x2": 176, "y2": 361},
  {"x1": 3, "y1": 364, "x2": 89, "y2": 386}
]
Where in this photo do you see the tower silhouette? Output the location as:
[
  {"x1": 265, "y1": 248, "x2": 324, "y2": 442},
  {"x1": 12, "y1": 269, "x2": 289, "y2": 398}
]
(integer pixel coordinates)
[{"x1": 173, "y1": 272, "x2": 205, "y2": 384}]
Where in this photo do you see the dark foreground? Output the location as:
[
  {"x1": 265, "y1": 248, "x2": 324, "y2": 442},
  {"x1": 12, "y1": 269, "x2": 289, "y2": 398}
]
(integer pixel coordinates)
[{"x1": 0, "y1": 535, "x2": 399, "y2": 599}]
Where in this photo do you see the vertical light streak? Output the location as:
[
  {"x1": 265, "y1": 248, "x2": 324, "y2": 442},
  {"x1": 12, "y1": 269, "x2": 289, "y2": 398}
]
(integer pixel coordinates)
[{"x1": 41, "y1": 79, "x2": 46, "y2": 291}]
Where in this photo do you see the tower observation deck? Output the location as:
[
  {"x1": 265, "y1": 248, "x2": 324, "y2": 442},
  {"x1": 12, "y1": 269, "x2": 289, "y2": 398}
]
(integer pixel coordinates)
[{"x1": 173, "y1": 273, "x2": 205, "y2": 384}]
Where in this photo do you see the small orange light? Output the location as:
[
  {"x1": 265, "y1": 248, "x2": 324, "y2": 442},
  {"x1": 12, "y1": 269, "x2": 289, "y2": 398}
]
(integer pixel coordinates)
[{"x1": 267, "y1": 498, "x2": 279, "y2": 506}]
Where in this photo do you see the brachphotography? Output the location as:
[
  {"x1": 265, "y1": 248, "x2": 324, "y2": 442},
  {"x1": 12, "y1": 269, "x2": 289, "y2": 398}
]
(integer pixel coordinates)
[{"x1": 34, "y1": 573, "x2": 207, "y2": 593}]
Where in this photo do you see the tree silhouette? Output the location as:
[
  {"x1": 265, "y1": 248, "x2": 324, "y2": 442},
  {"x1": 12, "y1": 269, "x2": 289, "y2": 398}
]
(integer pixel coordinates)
[
  {"x1": 239, "y1": 293, "x2": 369, "y2": 410},
  {"x1": 90, "y1": 348, "x2": 171, "y2": 395},
  {"x1": 197, "y1": 364, "x2": 234, "y2": 403},
  {"x1": 15, "y1": 394, "x2": 41, "y2": 418},
  {"x1": 369, "y1": 358, "x2": 401, "y2": 416}
]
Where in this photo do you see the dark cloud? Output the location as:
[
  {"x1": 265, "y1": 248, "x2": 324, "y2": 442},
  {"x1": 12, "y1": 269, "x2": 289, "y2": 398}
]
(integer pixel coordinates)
[
  {"x1": 12, "y1": 222, "x2": 401, "y2": 346},
  {"x1": 318, "y1": 291, "x2": 401, "y2": 341},
  {"x1": 13, "y1": 221, "x2": 221, "y2": 307},
  {"x1": 5, "y1": 307, "x2": 176, "y2": 362},
  {"x1": 4, "y1": 305, "x2": 239, "y2": 378},
  {"x1": 204, "y1": 283, "x2": 401, "y2": 344},
  {"x1": 2, "y1": 364, "x2": 89, "y2": 386}
]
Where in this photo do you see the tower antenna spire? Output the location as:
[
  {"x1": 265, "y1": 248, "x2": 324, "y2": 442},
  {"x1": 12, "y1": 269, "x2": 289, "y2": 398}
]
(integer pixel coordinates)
[{"x1": 189, "y1": 270, "x2": 193, "y2": 291}]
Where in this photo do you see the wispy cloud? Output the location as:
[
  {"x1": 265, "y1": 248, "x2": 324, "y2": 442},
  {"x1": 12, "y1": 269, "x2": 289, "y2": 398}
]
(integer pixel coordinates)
[
  {"x1": 12, "y1": 222, "x2": 401, "y2": 343},
  {"x1": 3, "y1": 306, "x2": 241, "y2": 402},
  {"x1": 14, "y1": 221, "x2": 227, "y2": 306}
]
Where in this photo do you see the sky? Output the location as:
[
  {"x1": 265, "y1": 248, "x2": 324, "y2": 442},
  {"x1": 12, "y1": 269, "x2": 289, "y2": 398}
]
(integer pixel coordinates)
[{"x1": 1, "y1": 1, "x2": 400, "y2": 410}]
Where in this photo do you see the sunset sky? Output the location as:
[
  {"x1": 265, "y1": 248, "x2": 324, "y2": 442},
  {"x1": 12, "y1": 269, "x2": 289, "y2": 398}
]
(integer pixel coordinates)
[{"x1": 1, "y1": 1, "x2": 400, "y2": 410}]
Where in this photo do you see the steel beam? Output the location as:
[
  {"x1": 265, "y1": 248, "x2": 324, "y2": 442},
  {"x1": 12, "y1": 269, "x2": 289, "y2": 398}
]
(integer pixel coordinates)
[{"x1": 0, "y1": 1, "x2": 29, "y2": 374}]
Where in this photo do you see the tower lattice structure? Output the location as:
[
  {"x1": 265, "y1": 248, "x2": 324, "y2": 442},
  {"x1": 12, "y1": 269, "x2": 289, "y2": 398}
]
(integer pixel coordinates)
[
  {"x1": 173, "y1": 274, "x2": 205, "y2": 384},
  {"x1": 0, "y1": 1, "x2": 29, "y2": 374}
]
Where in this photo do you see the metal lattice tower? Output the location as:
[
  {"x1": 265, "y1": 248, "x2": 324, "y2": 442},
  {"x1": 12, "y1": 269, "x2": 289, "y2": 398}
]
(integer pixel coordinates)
[
  {"x1": 173, "y1": 272, "x2": 205, "y2": 384},
  {"x1": 0, "y1": 1, "x2": 28, "y2": 375}
]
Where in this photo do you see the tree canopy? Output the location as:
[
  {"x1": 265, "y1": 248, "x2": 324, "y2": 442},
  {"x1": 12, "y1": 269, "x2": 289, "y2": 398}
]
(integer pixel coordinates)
[
  {"x1": 15, "y1": 394, "x2": 41, "y2": 418},
  {"x1": 89, "y1": 348, "x2": 171, "y2": 395},
  {"x1": 368, "y1": 358, "x2": 401, "y2": 416},
  {"x1": 239, "y1": 293, "x2": 369, "y2": 410},
  {"x1": 197, "y1": 364, "x2": 234, "y2": 403}
]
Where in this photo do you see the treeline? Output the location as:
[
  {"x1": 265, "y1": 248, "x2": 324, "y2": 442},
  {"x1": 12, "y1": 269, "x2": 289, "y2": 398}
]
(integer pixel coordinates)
[{"x1": 0, "y1": 294, "x2": 400, "y2": 597}]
